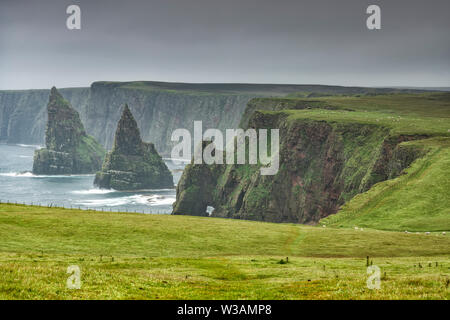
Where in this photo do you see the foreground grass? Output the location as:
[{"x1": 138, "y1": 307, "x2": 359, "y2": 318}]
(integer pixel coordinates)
[
  {"x1": 0, "y1": 204, "x2": 449, "y2": 299},
  {"x1": 1, "y1": 253, "x2": 449, "y2": 299}
]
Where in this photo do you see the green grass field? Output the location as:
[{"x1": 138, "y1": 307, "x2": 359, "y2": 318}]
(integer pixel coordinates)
[{"x1": 0, "y1": 204, "x2": 449, "y2": 299}]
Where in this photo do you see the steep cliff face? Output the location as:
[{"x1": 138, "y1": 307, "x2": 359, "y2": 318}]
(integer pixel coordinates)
[
  {"x1": 0, "y1": 83, "x2": 266, "y2": 152},
  {"x1": 0, "y1": 88, "x2": 89, "y2": 145},
  {"x1": 0, "y1": 82, "x2": 424, "y2": 154},
  {"x1": 32, "y1": 88, "x2": 105, "y2": 175},
  {"x1": 94, "y1": 105, "x2": 173, "y2": 190},
  {"x1": 83, "y1": 82, "x2": 265, "y2": 154},
  {"x1": 172, "y1": 110, "x2": 425, "y2": 224}
]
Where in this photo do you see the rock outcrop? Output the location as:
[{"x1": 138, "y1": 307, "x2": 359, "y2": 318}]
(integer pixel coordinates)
[
  {"x1": 172, "y1": 106, "x2": 425, "y2": 224},
  {"x1": 32, "y1": 87, "x2": 105, "y2": 175},
  {"x1": 94, "y1": 105, "x2": 173, "y2": 190}
]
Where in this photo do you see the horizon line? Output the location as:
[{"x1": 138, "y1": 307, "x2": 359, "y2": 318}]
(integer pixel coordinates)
[{"x1": 1, "y1": 80, "x2": 449, "y2": 92}]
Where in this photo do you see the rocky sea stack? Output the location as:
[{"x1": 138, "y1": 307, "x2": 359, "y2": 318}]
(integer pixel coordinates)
[
  {"x1": 32, "y1": 87, "x2": 105, "y2": 174},
  {"x1": 94, "y1": 105, "x2": 173, "y2": 190}
]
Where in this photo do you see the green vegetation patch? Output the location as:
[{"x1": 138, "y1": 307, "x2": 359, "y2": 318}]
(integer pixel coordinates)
[{"x1": 321, "y1": 137, "x2": 450, "y2": 232}]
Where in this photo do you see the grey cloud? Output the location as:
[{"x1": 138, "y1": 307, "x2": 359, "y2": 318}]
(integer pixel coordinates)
[{"x1": 1, "y1": 0, "x2": 449, "y2": 89}]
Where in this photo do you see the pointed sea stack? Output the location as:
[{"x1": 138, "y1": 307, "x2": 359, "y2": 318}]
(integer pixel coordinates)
[
  {"x1": 94, "y1": 105, "x2": 174, "y2": 190},
  {"x1": 32, "y1": 87, "x2": 105, "y2": 174}
]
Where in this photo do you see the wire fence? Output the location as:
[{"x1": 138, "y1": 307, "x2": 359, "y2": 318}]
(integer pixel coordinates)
[{"x1": 0, "y1": 200, "x2": 170, "y2": 214}]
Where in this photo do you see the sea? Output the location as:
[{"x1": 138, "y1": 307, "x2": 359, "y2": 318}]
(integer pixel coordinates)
[{"x1": 0, "y1": 143, "x2": 188, "y2": 214}]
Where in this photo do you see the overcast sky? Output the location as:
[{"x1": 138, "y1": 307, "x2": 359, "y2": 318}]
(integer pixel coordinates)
[{"x1": 1, "y1": 0, "x2": 449, "y2": 89}]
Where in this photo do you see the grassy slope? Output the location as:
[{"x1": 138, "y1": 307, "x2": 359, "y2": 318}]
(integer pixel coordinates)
[
  {"x1": 0, "y1": 204, "x2": 449, "y2": 299},
  {"x1": 322, "y1": 138, "x2": 450, "y2": 231}
]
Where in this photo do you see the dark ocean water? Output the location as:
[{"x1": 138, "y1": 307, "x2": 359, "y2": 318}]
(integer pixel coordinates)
[{"x1": 0, "y1": 144, "x2": 187, "y2": 214}]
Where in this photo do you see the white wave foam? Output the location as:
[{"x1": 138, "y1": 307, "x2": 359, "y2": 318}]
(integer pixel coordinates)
[
  {"x1": 0, "y1": 172, "x2": 94, "y2": 178},
  {"x1": 75, "y1": 195, "x2": 147, "y2": 207},
  {"x1": 147, "y1": 195, "x2": 176, "y2": 206},
  {"x1": 71, "y1": 188, "x2": 116, "y2": 195},
  {"x1": 75, "y1": 194, "x2": 176, "y2": 207},
  {"x1": 163, "y1": 157, "x2": 190, "y2": 163},
  {"x1": 0, "y1": 172, "x2": 34, "y2": 177},
  {"x1": 16, "y1": 144, "x2": 42, "y2": 149},
  {"x1": 18, "y1": 155, "x2": 33, "y2": 158}
]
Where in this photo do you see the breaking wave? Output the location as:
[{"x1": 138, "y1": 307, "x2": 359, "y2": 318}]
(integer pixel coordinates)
[
  {"x1": 0, "y1": 172, "x2": 34, "y2": 177},
  {"x1": 16, "y1": 144, "x2": 42, "y2": 149},
  {"x1": 147, "y1": 194, "x2": 176, "y2": 206},
  {"x1": 0, "y1": 172, "x2": 94, "y2": 178},
  {"x1": 71, "y1": 188, "x2": 116, "y2": 195},
  {"x1": 74, "y1": 194, "x2": 176, "y2": 207}
]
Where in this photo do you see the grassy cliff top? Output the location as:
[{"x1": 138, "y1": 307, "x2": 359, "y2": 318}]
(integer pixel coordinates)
[
  {"x1": 251, "y1": 92, "x2": 450, "y2": 117},
  {"x1": 90, "y1": 81, "x2": 434, "y2": 96},
  {"x1": 253, "y1": 93, "x2": 450, "y2": 137},
  {"x1": 298, "y1": 92, "x2": 450, "y2": 118},
  {"x1": 273, "y1": 108, "x2": 450, "y2": 137}
]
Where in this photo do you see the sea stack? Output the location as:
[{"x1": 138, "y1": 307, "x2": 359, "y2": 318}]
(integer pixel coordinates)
[
  {"x1": 32, "y1": 87, "x2": 105, "y2": 174},
  {"x1": 94, "y1": 105, "x2": 173, "y2": 190}
]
